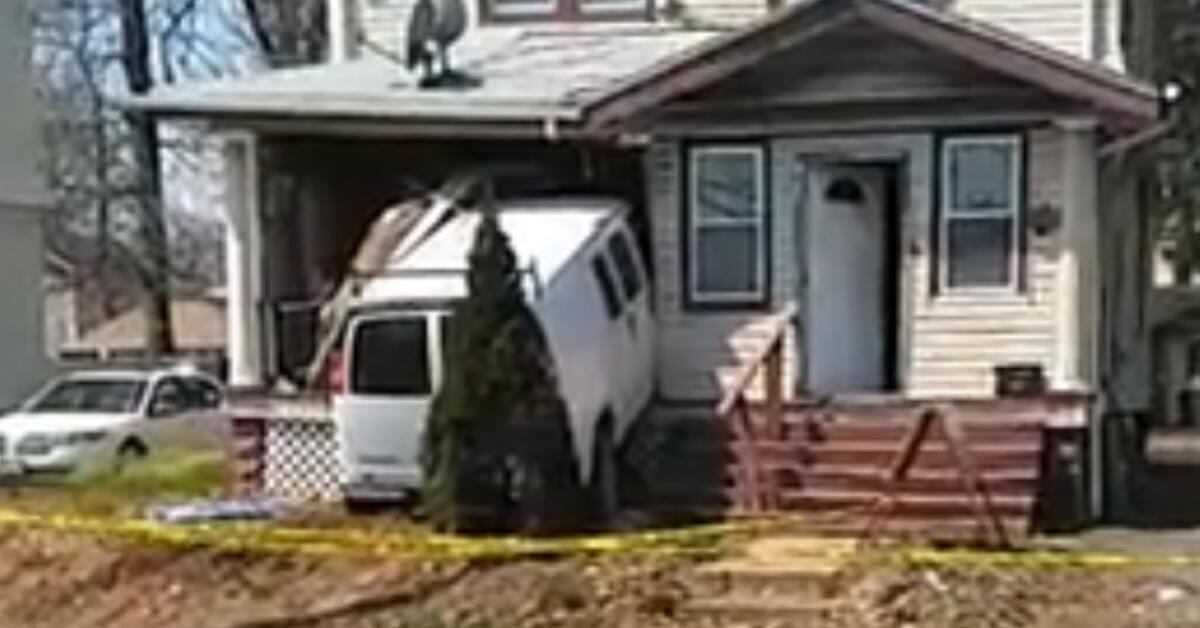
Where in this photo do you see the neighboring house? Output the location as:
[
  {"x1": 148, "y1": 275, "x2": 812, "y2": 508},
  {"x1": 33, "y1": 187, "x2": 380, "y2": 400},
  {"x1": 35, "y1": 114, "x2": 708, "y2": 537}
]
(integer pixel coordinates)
[
  {"x1": 133, "y1": 0, "x2": 1167, "y2": 525},
  {"x1": 0, "y1": 0, "x2": 51, "y2": 406},
  {"x1": 42, "y1": 230, "x2": 145, "y2": 358},
  {"x1": 59, "y1": 294, "x2": 227, "y2": 363}
]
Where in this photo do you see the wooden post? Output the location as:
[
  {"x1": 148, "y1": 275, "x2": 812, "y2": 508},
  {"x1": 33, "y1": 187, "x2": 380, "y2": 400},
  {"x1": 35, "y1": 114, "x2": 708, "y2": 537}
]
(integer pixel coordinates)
[
  {"x1": 863, "y1": 405, "x2": 1009, "y2": 547},
  {"x1": 765, "y1": 336, "x2": 784, "y2": 439},
  {"x1": 733, "y1": 398, "x2": 762, "y2": 513}
]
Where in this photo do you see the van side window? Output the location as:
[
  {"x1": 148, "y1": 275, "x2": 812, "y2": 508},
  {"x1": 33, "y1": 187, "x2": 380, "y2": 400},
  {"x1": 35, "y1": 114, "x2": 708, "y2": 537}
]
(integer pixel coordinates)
[
  {"x1": 351, "y1": 318, "x2": 431, "y2": 396},
  {"x1": 591, "y1": 255, "x2": 622, "y2": 320},
  {"x1": 607, "y1": 232, "x2": 643, "y2": 301}
]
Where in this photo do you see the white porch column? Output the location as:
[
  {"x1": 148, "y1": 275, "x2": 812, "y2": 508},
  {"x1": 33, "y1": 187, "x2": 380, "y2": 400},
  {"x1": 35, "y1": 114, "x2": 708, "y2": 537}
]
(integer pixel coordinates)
[
  {"x1": 327, "y1": 0, "x2": 357, "y2": 62},
  {"x1": 221, "y1": 134, "x2": 265, "y2": 388},
  {"x1": 1054, "y1": 118, "x2": 1100, "y2": 391}
]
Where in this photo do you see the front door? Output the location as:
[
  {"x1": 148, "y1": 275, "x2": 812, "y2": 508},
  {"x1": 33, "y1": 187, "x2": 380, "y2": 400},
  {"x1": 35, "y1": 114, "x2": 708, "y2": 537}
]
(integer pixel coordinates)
[{"x1": 805, "y1": 164, "x2": 889, "y2": 394}]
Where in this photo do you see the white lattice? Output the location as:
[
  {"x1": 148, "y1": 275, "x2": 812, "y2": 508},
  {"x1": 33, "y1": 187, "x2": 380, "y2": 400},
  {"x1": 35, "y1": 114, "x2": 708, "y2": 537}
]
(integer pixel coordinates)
[{"x1": 263, "y1": 419, "x2": 342, "y2": 502}]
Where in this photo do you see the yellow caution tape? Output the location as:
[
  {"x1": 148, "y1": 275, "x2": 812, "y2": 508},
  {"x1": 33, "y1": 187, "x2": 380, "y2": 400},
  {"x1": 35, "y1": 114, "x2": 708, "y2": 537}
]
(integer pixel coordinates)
[
  {"x1": 0, "y1": 508, "x2": 760, "y2": 561},
  {"x1": 0, "y1": 507, "x2": 1196, "y2": 570},
  {"x1": 897, "y1": 547, "x2": 1200, "y2": 570}
]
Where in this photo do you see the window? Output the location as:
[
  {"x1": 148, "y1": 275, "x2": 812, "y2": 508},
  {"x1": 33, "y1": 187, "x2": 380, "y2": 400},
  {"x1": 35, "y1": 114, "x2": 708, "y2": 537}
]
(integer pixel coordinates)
[
  {"x1": 27, "y1": 378, "x2": 147, "y2": 414},
  {"x1": 688, "y1": 145, "x2": 768, "y2": 306},
  {"x1": 351, "y1": 317, "x2": 432, "y2": 396},
  {"x1": 149, "y1": 378, "x2": 187, "y2": 417},
  {"x1": 484, "y1": 0, "x2": 647, "y2": 20},
  {"x1": 182, "y1": 378, "x2": 223, "y2": 410},
  {"x1": 607, "y1": 232, "x2": 643, "y2": 302},
  {"x1": 591, "y1": 255, "x2": 623, "y2": 320},
  {"x1": 940, "y1": 135, "x2": 1022, "y2": 290}
]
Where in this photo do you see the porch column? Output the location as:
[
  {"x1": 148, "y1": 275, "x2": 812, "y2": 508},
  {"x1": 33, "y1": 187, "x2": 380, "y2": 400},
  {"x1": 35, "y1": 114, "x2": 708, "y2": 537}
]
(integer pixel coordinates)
[
  {"x1": 1055, "y1": 118, "x2": 1100, "y2": 390},
  {"x1": 327, "y1": 0, "x2": 357, "y2": 62},
  {"x1": 221, "y1": 133, "x2": 265, "y2": 388}
]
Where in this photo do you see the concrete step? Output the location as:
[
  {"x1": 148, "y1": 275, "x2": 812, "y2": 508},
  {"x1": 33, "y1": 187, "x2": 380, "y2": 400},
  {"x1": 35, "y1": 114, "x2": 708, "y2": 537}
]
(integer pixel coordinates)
[
  {"x1": 680, "y1": 594, "x2": 839, "y2": 626},
  {"x1": 691, "y1": 560, "x2": 839, "y2": 599}
]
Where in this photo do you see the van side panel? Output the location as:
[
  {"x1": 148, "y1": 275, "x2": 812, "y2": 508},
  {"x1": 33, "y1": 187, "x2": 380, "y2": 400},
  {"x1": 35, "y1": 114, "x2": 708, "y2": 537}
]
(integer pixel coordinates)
[{"x1": 532, "y1": 249, "x2": 613, "y2": 482}]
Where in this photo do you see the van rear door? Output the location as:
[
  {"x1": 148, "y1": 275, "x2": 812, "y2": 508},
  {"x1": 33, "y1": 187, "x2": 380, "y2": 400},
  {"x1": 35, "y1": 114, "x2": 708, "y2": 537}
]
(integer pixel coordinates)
[{"x1": 335, "y1": 312, "x2": 443, "y2": 497}]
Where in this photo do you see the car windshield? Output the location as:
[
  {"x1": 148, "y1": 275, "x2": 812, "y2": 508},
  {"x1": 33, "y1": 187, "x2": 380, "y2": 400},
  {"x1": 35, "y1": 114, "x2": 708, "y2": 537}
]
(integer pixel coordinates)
[{"x1": 25, "y1": 379, "x2": 148, "y2": 414}]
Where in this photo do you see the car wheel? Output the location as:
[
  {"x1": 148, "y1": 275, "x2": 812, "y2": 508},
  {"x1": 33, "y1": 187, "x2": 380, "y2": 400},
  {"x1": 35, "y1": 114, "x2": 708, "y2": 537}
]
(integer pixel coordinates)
[
  {"x1": 115, "y1": 440, "x2": 148, "y2": 472},
  {"x1": 591, "y1": 417, "x2": 619, "y2": 525}
]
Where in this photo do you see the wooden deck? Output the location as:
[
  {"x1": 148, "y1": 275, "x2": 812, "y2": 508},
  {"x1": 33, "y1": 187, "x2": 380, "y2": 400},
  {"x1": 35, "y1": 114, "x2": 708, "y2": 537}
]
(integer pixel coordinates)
[
  {"x1": 639, "y1": 398, "x2": 1087, "y2": 541},
  {"x1": 643, "y1": 306, "x2": 1092, "y2": 542}
]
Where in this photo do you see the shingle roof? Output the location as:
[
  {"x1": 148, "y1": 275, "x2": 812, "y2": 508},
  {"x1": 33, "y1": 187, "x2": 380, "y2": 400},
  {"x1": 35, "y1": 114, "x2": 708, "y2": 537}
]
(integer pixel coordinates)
[
  {"x1": 130, "y1": 0, "x2": 1159, "y2": 132},
  {"x1": 132, "y1": 24, "x2": 718, "y2": 123}
]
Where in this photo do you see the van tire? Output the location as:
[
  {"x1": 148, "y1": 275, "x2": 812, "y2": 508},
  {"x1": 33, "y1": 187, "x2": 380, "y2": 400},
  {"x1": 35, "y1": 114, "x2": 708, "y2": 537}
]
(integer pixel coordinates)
[{"x1": 591, "y1": 416, "x2": 619, "y2": 525}]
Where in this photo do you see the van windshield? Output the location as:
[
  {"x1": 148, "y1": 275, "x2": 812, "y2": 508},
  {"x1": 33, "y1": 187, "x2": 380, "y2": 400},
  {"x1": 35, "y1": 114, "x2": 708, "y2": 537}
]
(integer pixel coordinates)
[{"x1": 351, "y1": 317, "x2": 431, "y2": 396}]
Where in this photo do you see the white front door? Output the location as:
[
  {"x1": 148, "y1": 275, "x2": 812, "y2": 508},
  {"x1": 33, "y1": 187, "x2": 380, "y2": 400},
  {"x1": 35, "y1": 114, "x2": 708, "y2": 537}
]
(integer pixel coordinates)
[{"x1": 805, "y1": 165, "x2": 888, "y2": 394}]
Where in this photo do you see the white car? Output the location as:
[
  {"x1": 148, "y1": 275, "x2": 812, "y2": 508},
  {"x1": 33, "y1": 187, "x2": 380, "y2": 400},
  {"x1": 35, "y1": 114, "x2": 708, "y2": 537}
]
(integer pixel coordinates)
[{"x1": 0, "y1": 368, "x2": 227, "y2": 475}]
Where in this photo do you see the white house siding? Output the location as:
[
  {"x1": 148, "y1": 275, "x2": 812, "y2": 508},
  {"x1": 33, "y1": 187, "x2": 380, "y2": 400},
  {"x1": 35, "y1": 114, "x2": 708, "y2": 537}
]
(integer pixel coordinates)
[
  {"x1": 646, "y1": 141, "x2": 801, "y2": 402},
  {"x1": 648, "y1": 129, "x2": 1067, "y2": 401},
  {"x1": 907, "y1": 128, "x2": 1063, "y2": 397},
  {"x1": 675, "y1": 0, "x2": 767, "y2": 29},
  {"x1": 0, "y1": 0, "x2": 49, "y2": 405},
  {"x1": 947, "y1": 0, "x2": 1089, "y2": 60}
]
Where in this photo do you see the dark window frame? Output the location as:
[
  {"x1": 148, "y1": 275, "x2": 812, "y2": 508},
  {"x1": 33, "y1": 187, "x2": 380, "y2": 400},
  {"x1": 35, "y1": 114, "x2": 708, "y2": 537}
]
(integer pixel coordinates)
[
  {"x1": 607, "y1": 231, "x2": 644, "y2": 303},
  {"x1": 479, "y1": 0, "x2": 651, "y2": 24},
  {"x1": 349, "y1": 316, "x2": 433, "y2": 397},
  {"x1": 591, "y1": 254, "x2": 624, "y2": 320},
  {"x1": 681, "y1": 141, "x2": 773, "y2": 312},
  {"x1": 931, "y1": 130, "x2": 1029, "y2": 295}
]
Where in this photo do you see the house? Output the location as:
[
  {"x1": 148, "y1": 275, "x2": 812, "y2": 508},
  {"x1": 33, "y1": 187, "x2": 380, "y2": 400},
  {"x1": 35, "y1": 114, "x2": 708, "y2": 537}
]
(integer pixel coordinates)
[
  {"x1": 132, "y1": 0, "x2": 1167, "y2": 529},
  {"x1": 42, "y1": 228, "x2": 227, "y2": 367},
  {"x1": 0, "y1": 0, "x2": 52, "y2": 406}
]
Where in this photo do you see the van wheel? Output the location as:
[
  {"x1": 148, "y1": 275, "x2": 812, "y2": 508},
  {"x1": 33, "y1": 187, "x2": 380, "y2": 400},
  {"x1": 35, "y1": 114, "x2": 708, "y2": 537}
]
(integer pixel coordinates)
[
  {"x1": 591, "y1": 418, "x2": 620, "y2": 525},
  {"x1": 115, "y1": 440, "x2": 148, "y2": 472}
]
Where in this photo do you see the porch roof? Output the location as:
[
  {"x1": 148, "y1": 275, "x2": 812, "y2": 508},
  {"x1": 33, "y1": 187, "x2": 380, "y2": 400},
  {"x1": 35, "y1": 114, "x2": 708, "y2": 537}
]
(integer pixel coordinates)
[
  {"x1": 128, "y1": 24, "x2": 717, "y2": 128},
  {"x1": 585, "y1": 0, "x2": 1160, "y2": 131}
]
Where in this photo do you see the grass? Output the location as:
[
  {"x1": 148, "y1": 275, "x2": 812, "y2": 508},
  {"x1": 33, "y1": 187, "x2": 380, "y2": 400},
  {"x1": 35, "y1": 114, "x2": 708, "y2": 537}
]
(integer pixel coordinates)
[{"x1": 3, "y1": 449, "x2": 231, "y2": 516}]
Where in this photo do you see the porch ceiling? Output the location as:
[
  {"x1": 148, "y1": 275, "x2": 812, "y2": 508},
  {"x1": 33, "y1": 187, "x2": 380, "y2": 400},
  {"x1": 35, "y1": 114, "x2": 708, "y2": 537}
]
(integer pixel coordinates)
[{"x1": 584, "y1": 0, "x2": 1160, "y2": 133}]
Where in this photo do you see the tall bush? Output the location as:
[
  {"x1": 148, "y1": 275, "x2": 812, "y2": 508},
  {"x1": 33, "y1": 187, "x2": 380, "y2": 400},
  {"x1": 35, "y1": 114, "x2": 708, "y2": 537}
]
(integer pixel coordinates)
[{"x1": 422, "y1": 205, "x2": 582, "y2": 534}]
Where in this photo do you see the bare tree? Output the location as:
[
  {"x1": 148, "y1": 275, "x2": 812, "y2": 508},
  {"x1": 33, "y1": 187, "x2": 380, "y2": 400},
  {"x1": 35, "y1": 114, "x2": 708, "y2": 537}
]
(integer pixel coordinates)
[
  {"x1": 118, "y1": 0, "x2": 174, "y2": 354},
  {"x1": 36, "y1": 0, "x2": 248, "y2": 353},
  {"x1": 239, "y1": 0, "x2": 327, "y2": 66}
]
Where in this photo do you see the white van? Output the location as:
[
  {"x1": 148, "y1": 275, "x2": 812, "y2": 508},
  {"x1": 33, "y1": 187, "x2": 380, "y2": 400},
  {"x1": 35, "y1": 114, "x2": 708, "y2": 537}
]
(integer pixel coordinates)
[{"x1": 332, "y1": 198, "x2": 655, "y2": 509}]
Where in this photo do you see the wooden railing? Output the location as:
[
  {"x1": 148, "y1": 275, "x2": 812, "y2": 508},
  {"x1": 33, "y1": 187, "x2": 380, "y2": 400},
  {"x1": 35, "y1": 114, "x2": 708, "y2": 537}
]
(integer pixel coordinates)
[{"x1": 715, "y1": 304, "x2": 797, "y2": 513}]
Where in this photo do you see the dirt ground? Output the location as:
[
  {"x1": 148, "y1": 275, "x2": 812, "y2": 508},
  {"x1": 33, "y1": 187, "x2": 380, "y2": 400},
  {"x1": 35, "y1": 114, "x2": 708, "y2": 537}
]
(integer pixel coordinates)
[{"x1": 3, "y1": 523, "x2": 1200, "y2": 628}]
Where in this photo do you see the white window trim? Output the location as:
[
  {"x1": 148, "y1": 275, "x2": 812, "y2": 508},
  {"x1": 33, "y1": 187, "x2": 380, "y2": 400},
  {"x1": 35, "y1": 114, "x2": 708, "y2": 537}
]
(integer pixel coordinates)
[
  {"x1": 688, "y1": 145, "x2": 768, "y2": 305},
  {"x1": 938, "y1": 134, "x2": 1023, "y2": 294},
  {"x1": 488, "y1": 0, "x2": 557, "y2": 17},
  {"x1": 579, "y1": 0, "x2": 646, "y2": 15}
]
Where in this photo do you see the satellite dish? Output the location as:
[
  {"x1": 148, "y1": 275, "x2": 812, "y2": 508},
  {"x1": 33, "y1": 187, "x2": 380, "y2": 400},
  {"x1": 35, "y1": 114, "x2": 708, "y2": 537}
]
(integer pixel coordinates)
[{"x1": 406, "y1": 0, "x2": 468, "y2": 88}]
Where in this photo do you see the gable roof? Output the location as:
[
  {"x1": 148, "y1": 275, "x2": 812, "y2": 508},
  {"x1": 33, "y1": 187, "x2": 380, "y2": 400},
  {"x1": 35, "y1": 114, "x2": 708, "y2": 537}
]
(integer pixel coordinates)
[{"x1": 582, "y1": 0, "x2": 1160, "y2": 131}]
